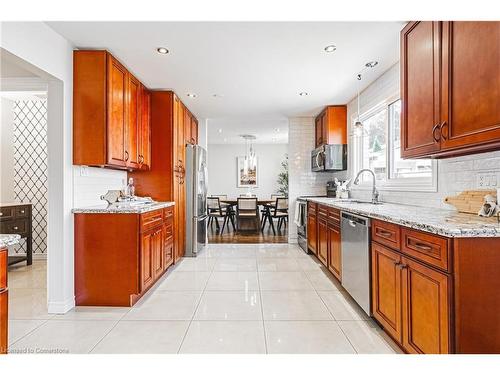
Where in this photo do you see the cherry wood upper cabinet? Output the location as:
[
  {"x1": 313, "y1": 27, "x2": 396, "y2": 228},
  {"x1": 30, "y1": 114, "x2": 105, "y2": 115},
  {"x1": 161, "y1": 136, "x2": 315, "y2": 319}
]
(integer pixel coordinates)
[
  {"x1": 107, "y1": 55, "x2": 128, "y2": 167},
  {"x1": 140, "y1": 85, "x2": 151, "y2": 170},
  {"x1": 314, "y1": 106, "x2": 347, "y2": 148},
  {"x1": 401, "y1": 21, "x2": 500, "y2": 159},
  {"x1": 191, "y1": 116, "x2": 198, "y2": 145},
  {"x1": 440, "y1": 21, "x2": 500, "y2": 153},
  {"x1": 401, "y1": 21, "x2": 442, "y2": 158},
  {"x1": 73, "y1": 50, "x2": 151, "y2": 170},
  {"x1": 126, "y1": 73, "x2": 141, "y2": 169}
]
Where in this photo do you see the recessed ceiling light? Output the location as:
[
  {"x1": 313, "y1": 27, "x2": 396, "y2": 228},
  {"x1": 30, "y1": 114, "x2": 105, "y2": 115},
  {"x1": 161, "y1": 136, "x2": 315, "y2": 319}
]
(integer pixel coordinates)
[
  {"x1": 324, "y1": 45, "x2": 337, "y2": 53},
  {"x1": 156, "y1": 47, "x2": 169, "y2": 54},
  {"x1": 212, "y1": 94, "x2": 224, "y2": 98},
  {"x1": 218, "y1": 128, "x2": 223, "y2": 133},
  {"x1": 275, "y1": 128, "x2": 280, "y2": 132},
  {"x1": 365, "y1": 61, "x2": 378, "y2": 68},
  {"x1": 299, "y1": 92, "x2": 308, "y2": 97},
  {"x1": 187, "y1": 93, "x2": 197, "y2": 98}
]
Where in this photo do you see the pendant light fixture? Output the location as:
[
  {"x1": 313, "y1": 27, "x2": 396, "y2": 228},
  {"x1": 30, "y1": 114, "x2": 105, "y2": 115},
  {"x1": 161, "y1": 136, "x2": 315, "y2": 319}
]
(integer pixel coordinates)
[
  {"x1": 353, "y1": 60, "x2": 379, "y2": 136},
  {"x1": 241, "y1": 134, "x2": 257, "y2": 173}
]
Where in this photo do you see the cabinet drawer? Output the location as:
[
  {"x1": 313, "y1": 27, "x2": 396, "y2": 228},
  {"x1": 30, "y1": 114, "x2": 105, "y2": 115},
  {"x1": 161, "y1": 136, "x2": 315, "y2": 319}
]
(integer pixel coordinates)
[
  {"x1": 0, "y1": 219, "x2": 28, "y2": 235},
  {"x1": 163, "y1": 206, "x2": 174, "y2": 220},
  {"x1": 328, "y1": 207, "x2": 340, "y2": 226},
  {"x1": 0, "y1": 207, "x2": 14, "y2": 221},
  {"x1": 140, "y1": 209, "x2": 164, "y2": 232},
  {"x1": 14, "y1": 206, "x2": 30, "y2": 218},
  {"x1": 401, "y1": 228, "x2": 451, "y2": 272},
  {"x1": 164, "y1": 224, "x2": 174, "y2": 243},
  {"x1": 164, "y1": 241, "x2": 174, "y2": 268},
  {"x1": 318, "y1": 205, "x2": 328, "y2": 218},
  {"x1": 372, "y1": 220, "x2": 401, "y2": 250},
  {"x1": 308, "y1": 202, "x2": 317, "y2": 215},
  {"x1": 0, "y1": 249, "x2": 6, "y2": 290}
]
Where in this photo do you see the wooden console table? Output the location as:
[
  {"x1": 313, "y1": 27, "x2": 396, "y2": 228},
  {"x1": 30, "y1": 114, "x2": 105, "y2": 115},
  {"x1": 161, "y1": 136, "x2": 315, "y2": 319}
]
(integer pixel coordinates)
[{"x1": 0, "y1": 203, "x2": 33, "y2": 266}]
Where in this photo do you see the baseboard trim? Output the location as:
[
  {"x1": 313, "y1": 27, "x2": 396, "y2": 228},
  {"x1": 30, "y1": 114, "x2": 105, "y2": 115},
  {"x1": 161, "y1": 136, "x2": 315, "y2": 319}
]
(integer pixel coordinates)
[{"x1": 47, "y1": 297, "x2": 75, "y2": 314}]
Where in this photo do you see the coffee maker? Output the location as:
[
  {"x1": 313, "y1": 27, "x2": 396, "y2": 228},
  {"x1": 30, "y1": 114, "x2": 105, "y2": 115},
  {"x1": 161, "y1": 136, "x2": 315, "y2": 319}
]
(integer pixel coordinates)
[{"x1": 326, "y1": 181, "x2": 337, "y2": 197}]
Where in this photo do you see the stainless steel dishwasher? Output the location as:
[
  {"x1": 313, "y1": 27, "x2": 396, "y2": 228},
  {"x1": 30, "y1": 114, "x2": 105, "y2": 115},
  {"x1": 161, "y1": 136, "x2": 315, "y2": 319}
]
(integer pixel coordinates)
[{"x1": 341, "y1": 211, "x2": 371, "y2": 315}]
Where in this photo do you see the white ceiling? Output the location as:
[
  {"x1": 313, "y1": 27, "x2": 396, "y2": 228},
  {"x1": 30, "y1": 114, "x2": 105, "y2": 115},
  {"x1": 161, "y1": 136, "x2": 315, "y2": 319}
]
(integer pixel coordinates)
[
  {"x1": 208, "y1": 117, "x2": 289, "y2": 144},
  {"x1": 47, "y1": 21, "x2": 403, "y2": 143}
]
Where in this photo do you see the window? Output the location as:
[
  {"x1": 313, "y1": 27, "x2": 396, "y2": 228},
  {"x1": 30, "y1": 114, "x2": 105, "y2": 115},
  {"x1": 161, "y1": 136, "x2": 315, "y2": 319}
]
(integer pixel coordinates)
[
  {"x1": 354, "y1": 98, "x2": 436, "y2": 190},
  {"x1": 389, "y1": 100, "x2": 432, "y2": 179}
]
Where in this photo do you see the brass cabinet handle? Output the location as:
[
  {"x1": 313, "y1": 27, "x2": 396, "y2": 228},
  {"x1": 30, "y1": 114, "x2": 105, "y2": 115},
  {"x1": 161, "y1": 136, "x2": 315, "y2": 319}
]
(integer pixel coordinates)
[
  {"x1": 377, "y1": 229, "x2": 393, "y2": 238},
  {"x1": 432, "y1": 123, "x2": 441, "y2": 142},
  {"x1": 20, "y1": 210, "x2": 25, "y2": 214},
  {"x1": 124, "y1": 151, "x2": 129, "y2": 161},
  {"x1": 413, "y1": 242, "x2": 433, "y2": 251},
  {"x1": 0, "y1": 212, "x2": 3, "y2": 216},
  {"x1": 13, "y1": 226, "x2": 19, "y2": 230},
  {"x1": 440, "y1": 121, "x2": 448, "y2": 140}
]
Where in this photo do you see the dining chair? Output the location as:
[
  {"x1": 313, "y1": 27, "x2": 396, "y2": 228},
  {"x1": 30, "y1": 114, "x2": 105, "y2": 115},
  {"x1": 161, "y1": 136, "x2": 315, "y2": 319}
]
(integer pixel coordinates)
[
  {"x1": 261, "y1": 197, "x2": 288, "y2": 235},
  {"x1": 236, "y1": 197, "x2": 259, "y2": 232},
  {"x1": 207, "y1": 197, "x2": 235, "y2": 234},
  {"x1": 211, "y1": 195, "x2": 228, "y2": 200}
]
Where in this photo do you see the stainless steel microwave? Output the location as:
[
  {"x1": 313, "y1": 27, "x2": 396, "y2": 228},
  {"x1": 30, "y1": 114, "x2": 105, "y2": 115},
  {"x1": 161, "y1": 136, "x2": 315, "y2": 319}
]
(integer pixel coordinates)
[{"x1": 311, "y1": 144, "x2": 347, "y2": 172}]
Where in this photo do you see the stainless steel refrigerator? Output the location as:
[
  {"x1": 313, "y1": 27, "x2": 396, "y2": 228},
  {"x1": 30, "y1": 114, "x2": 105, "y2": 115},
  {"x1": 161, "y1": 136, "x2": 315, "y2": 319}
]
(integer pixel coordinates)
[{"x1": 185, "y1": 144, "x2": 208, "y2": 257}]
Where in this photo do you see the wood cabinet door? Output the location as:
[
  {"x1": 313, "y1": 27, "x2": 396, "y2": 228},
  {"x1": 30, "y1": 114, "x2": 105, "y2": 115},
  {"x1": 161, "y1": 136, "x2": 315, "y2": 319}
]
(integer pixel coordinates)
[
  {"x1": 0, "y1": 289, "x2": 7, "y2": 354},
  {"x1": 184, "y1": 107, "x2": 192, "y2": 145},
  {"x1": 401, "y1": 21, "x2": 442, "y2": 158},
  {"x1": 371, "y1": 242, "x2": 403, "y2": 344},
  {"x1": 439, "y1": 21, "x2": 500, "y2": 153},
  {"x1": 140, "y1": 86, "x2": 151, "y2": 169},
  {"x1": 191, "y1": 117, "x2": 198, "y2": 145},
  {"x1": 126, "y1": 73, "x2": 141, "y2": 169},
  {"x1": 315, "y1": 116, "x2": 322, "y2": 147},
  {"x1": 307, "y1": 213, "x2": 317, "y2": 255},
  {"x1": 327, "y1": 222, "x2": 341, "y2": 281},
  {"x1": 401, "y1": 256, "x2": 451, "y2": 354},
  {"x1": 152, "y1": 227, "x2": 164, "y2": 278},
  {"x1": 317, "y1": 217, "x2": 328, "y2": 266},
  {"x1": 106, "y1": 55, "x2": 128, "y2": 167},
  {"x1": 173, "y1": 97, "x2": 186, "y2": 261},
  {"x1": 140, "y1": 231, "x2": 155, "y2": 291}
]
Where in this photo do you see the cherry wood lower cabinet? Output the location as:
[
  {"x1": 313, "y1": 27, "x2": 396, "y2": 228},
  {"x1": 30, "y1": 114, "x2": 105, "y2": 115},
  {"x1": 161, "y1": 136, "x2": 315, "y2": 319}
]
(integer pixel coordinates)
[
  {"x1": 74, "y1": 206, "x2": 174, "y2": 307},
  {"x1": 0, "y1": 247, "x2": 7, "y2": 354},
  {"x1": 371, "y1": 219, "x2": 500, "y2": 353},
  {"x1": 307, "y1": 203, "x2": 318, "y2": 255},
  {"x1": 307, "y1": 203, "x2": 342, "y2": 282}
]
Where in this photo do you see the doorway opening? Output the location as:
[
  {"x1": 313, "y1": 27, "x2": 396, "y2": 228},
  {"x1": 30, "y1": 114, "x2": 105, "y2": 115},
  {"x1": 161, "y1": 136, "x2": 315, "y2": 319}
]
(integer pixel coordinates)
[{"x1": 206, "y1": 118, "x2": 289, "y2": 244}]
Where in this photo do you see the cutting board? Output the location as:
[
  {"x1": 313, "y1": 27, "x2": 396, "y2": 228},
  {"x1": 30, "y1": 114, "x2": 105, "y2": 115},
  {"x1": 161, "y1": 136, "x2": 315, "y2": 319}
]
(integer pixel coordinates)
[{"x1": 444, "y1": 190, "x2": 497, "y2": 214}]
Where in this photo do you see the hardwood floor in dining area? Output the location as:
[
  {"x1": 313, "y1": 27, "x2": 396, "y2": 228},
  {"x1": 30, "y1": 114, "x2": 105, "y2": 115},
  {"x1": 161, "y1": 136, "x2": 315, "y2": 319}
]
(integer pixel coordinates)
[{"x1": 208, "y1": 220, "x2": 288, "y2": 244}]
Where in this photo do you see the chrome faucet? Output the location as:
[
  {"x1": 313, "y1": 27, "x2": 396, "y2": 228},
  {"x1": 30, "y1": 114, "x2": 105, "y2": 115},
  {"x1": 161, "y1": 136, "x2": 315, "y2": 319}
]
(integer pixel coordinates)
[{"x1": 353, "y1": 169, "x2": 380, "y2": 204}]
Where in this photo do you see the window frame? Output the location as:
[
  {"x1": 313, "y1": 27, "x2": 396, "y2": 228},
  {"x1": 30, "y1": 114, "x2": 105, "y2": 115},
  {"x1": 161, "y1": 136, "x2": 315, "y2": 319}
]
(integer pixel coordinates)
[{"x1": 350, "y1": 95, "x2": 438, "y2": 193}]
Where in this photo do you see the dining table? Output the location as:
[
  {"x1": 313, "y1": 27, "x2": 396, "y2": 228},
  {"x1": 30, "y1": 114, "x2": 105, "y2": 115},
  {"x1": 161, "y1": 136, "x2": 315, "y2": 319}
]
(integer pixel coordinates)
[{"x1": 219, "y1": 199, "x2": 276, "y2": 233}]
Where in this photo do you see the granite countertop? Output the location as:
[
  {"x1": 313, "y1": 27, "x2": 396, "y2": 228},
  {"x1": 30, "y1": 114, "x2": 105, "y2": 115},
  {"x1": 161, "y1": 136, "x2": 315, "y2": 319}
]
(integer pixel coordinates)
[
  {"x1": 0, "y1": 234, "x2": 21, "y2": 247},
  {"x1": 72, "y1": 201, "x2": 175, "y2": 214},
  {"x1": 306, "y1": 197, "x2": 500, "y2": 238}
]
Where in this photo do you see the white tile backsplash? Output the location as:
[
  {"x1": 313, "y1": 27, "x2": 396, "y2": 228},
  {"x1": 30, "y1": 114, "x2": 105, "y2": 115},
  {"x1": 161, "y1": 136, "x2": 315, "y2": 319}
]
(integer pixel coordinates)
[{"x1": 73, "y1": 166, "x2": 127, "y2": 208}]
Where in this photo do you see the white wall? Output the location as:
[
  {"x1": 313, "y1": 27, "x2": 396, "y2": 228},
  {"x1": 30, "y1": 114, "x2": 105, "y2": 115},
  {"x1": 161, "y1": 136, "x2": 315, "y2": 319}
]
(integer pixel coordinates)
[
  {"x1": 207, "y1": 143, "x2": 287, "y2": 199},
  {"x1": 0, "y1": 97, "x2": 15, "y2": 202},
  {"x1": 73, "y1": 167, "x2": 127, "y2": 207},
  {"x1": 334, "y1": 62, "x2": 500, "y2": 209},
  {"x1": 1, "y1": 22, "x2": 127, "y2": 313}
]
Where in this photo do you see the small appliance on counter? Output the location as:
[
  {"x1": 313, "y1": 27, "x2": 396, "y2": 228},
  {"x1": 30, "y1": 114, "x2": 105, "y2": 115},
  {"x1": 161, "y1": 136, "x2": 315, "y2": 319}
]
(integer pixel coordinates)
[{"x1": 311, "y1": 144, "x2": 347, "y2": 172}]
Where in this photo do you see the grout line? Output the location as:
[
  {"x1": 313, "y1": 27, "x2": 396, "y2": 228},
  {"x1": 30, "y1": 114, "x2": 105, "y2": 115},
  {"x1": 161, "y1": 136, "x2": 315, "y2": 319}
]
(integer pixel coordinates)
[
  {"x1": 303, "y1": 255, "x2": 359, "y2": 354},
  {"x1": 256, "y1": 263, "x2": 269, "y2": 354},
  {"x1": 175, "y1": 256, "x2": 214, "y2": 354},
  {"x1": 7, "y1": 318, "x2": 51, "y2": 348}
]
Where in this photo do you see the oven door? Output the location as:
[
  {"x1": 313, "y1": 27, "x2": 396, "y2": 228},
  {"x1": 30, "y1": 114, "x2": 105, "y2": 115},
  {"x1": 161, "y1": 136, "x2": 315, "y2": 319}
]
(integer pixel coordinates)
[{"x1": 311, "y1": 147, "x2": 325, "y2": 172}]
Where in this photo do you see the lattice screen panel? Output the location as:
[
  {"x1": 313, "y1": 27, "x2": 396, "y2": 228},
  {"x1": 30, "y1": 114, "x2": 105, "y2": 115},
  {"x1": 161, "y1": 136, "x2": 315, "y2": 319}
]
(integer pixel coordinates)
[{"x1": 12, "y1": 100, "x2": 48, "y2": 254}]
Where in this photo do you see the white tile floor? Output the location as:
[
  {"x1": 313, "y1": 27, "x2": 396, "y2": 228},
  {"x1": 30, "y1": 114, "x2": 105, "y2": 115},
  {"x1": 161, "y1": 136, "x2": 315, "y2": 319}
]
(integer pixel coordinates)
[{"x1": 7, "y1": 244, "x2": 402, "y2": 354}]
